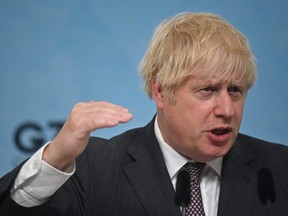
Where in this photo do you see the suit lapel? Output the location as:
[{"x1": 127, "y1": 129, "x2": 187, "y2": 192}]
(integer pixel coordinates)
[
  {"x1": 122, "y1": 121, "x2": 262, "y2": 216},
  {"x1": 123, "y1": 119, "x2": 181, "y2": 216},
  {"x1": 217, "y1": 135, "x2": 258, "y2": 216}
]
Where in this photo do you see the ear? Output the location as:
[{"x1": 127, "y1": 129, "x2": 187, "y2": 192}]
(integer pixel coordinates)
[{"x1": 152, "y1": 79, "x2": 165, "y2": 108}]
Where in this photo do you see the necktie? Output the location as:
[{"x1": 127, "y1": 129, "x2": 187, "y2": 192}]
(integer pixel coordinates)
[{"x1": 184, "y1": 162, "x2": 206, "y2": 216}]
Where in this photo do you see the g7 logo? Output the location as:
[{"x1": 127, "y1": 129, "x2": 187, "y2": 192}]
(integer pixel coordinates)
[{"x1": 14, "y1": 121, "x2": 64, "y2": 153}]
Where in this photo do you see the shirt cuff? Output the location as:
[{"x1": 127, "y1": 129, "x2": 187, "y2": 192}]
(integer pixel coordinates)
[{"x1": 11, "y1": 142, "x2": 75, "y2": 207}]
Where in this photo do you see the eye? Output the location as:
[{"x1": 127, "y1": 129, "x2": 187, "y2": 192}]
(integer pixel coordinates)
[
  {"x1": 201, "y1": 86, "x2": 216, "y2": 92},
  {"x1": 228, "y1": 85, "x2": 241, "y2": 93},
  {"x1": 227, "y1": 85, "x2": 244, "y2": 99},
  {"x1": 197, "y1": 86, "x2": 216, "y2": 98}
]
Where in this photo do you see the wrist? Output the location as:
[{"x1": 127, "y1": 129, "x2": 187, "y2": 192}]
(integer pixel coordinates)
[{"x1": 42, "y1": 141, "x2": 74, "y2": 171}]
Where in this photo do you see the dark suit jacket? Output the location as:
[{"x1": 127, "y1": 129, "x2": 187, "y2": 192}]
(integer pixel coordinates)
[{"x1": 1, "y1": 118, "x2": 288, "y2": 216}]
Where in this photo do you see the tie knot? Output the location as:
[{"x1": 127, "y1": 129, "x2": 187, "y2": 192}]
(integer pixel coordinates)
[{"x1": 184, "y1": 162, "x2": 206, "y2": 180}]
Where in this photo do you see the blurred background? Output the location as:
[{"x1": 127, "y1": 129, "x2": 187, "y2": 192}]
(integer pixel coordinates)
[{"x1": 1, "y1": 0, "x2": 287, "y2": 177}]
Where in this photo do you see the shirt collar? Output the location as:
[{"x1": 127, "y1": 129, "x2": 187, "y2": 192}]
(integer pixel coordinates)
[{"x1": 154, "y1": 116, "x2": 222, "y2": 180}]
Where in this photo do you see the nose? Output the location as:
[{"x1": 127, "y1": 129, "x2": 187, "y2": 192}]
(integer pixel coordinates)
[{"x1": 214, "y1": 91, "x2": 235, "y2": 118}]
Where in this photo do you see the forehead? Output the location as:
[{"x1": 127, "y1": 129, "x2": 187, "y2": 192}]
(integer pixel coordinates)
[{"x1": 189, "y1": 70, "x2": 246, "y2": 87}]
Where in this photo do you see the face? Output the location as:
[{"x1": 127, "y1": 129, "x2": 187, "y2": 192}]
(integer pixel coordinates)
[{"x1": 153, "y1": 75, "x2": 247, "y2": 162}]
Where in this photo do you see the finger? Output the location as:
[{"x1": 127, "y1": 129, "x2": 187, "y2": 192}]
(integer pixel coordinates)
[
  {"x1": 74, "y1": 101, "x2": 130, "y2": 116},
  {"x1": 80, "y1": 108, "x2": 133, "y2": 129},
  {"x1": 69, "y1": 101, "x2": 133, "y2": 132},
  {"x1": 75, "y1": 102, "x2": 132, "y2": 123}
]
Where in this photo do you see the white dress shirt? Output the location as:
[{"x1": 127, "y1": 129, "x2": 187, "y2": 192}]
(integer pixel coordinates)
[{"x1": 11, "y1": 117, "x2": 222, "y2": 216}]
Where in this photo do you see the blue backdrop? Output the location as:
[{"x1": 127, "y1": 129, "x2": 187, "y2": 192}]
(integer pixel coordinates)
[{"x1": 1, "y1": 0, "x2": 288, "y2": 177}]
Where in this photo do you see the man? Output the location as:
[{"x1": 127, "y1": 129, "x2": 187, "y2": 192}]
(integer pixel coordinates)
[{"x1": 0, "y1": 12, "x2": 288, "y2": 216}]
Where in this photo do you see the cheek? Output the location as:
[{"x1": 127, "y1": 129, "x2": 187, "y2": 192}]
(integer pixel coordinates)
[
  {"x1": 174, "y1": 106, "x2": 202, "y2": 129},
  {"x1": 163, "y1": 105, "x2": 198, "y2": 137},
  {"x1": 235, "y1": 103, "x2": 245, "y2": 123}
]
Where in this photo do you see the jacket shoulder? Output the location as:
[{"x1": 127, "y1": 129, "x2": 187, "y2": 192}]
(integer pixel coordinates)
[
  {"x1": 235, "y1": 133, "x2": 288, "y2": 164},
  {"x1": 237, "y1": 133, "x2": 288, "y2": 150}
]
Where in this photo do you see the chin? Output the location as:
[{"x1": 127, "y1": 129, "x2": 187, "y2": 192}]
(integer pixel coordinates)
[
  {"x1": 202, "y1": 146, "x2": 230, "y2": 161},
  {"x1": 213, "y1": 147, "x2": 229, "y2": 156}
]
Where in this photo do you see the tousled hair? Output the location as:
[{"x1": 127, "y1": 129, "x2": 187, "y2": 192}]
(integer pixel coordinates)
[{"x1": 139, "y1": 12, "x2": 257, "y2": 100}]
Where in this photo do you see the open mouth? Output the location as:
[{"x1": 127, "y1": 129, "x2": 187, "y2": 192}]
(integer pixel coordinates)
[{"x1": 211, "y1": 128, "x2": 232, "y2": 136}]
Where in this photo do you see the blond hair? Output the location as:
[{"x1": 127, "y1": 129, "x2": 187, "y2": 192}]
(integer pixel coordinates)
[{"x1": 139, "y1": 12, "x2": 257, "y2": 100}]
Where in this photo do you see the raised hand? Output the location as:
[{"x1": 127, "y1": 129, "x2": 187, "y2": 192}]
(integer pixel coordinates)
[{"x1": 43, "y1": 101, "x2": 133, "y2": 170}]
